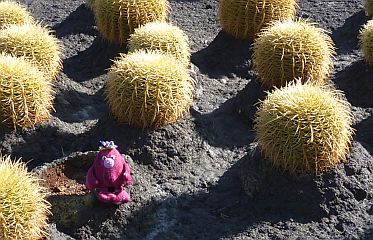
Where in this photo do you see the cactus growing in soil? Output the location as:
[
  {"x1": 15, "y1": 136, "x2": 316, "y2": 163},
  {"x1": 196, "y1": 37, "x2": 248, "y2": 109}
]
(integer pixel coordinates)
[
  {"x1": 0, "y1": 155, "x2": 51, "y2": 239},
  {"x1": 128, "y1": 21, "x2": 190, "y2": 67},
  {"x1": 105, "y1": 50, "x2": 195, "y2": 128},
  {"x1": 0, "y1": 1, "x2": 33, "y2": 29},
  {"x1": 94, "y1": 0, "x2": 169, "y2": 45},
  {"x1": 0, "y1": 54, "x2": 54, "y2": 129},
  {"x1": 0, "y1": 24, "x2": 62, "y2": 81},
  {"x1": 359, "y1": 20, "x2": 373, "y2": 65},
  {"x1": 254, "y1": 81, "x2": 354, "y2": 174},
  {"x1": 253, "y1": 20, "x2": 335, "y2": 88},
  {"x1": 219, "y1": 0, "x2": 298, "y2": 40},
  {"x1": 364, "y1": 0, "x2": 373, "y2": 17}
]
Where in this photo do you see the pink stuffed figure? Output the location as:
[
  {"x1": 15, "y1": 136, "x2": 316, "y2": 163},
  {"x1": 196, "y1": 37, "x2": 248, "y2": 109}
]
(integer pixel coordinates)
[{"x1": 85, "y1": 141, "x2": 133, "y2": 204}]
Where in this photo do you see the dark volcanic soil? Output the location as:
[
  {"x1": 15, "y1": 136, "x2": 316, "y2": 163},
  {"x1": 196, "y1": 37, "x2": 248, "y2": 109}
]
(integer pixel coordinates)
[{"x1": 0, "y1": 0, "x2": 372, "y2": 239}]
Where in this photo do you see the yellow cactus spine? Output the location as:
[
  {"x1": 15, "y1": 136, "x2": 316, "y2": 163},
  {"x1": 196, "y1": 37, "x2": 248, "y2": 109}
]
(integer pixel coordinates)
[
  {"x1": 0, "y1": 155, "x2": 51, "y2": 239},
  {"x1": 254, "y1": 81, "x2": 354, "y2": 174},
  {"x1": 219, "y1": 0, "x2": 298, "y2": 40},
  {"x1": 0, "y1": 23, "x2": 62, "y2": 81},
  {"x1": 128, "y1": 21, "x2": 191, "y2": 67},
  {"x1": 94, "y1": 0, "x2": 169, "y2": 45},
  {"x1": 105, "y1": 50, "x2": 195, "y2": 128},
  {"x1": 253, "y1": 20, "x2": 335, "y2": 88},
  {"x1": 0, "y1": 54, "x2": 54, "y2": 129},
  {"x1": 0, "y1": 0, "x2": 34, "y2": 29}
]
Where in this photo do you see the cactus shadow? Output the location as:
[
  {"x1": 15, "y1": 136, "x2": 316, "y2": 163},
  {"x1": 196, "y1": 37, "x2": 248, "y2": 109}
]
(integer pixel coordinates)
[
  {"x1": 331, "y1": 10, "x2": 368, "y2": 54},
  {"x1": 191, "y1": 78, "x2": 266, "y2": 149},
  {"x1": 191, "y1": 30, "x2": 253, "y2": 79},
  {"x1": 333, "y1": 59, "x2": 373, "y2": 108},
  {"x1": 354, "y1": 115, "x2": 373, "y2": 156},
  {"x1": 53, "y1": 88, "x2": 107, "y2": 123},
  {"x1": 120, "y1": 151, "x2": 326, "y2": 239},
  {"x1": 62, "y1": 37, "x2": 126, "y2": 82},
  {"x1": 52, "y1": 4, "x2": 97, "y2": 39},
  {"x1": 8, "y1": 126, "x2": 95, "y2": 169}
]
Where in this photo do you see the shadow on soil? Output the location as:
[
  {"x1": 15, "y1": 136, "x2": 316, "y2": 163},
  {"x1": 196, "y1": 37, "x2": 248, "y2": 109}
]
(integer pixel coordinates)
[
  {"x1": 63, "y1": 37, "x2": 126, "y2": 82},
  {"x1": 191, "y1": 30, "x2": 252, "y2": 79},
  {"x1": 354, "y1": 115, "x2": 373, "y2": 156},
  {"x1": 333, "y1": 60, "x2": 373, "y2": 108},
  {"x1": 332, "y1": 10, "x2": 369, "y2": 54},
  {"x1": 112, "y1": 150, "x2": 326, "y2": 239},
  {"x1": 52, "y1": 4, "x2": 97, "y2": 39},
  {"x1": 191, "y1": 78, "x2": 267, "y2": 148},
  {"x1": 53, "y1": 88, "x2": 107, "y2": 123}
]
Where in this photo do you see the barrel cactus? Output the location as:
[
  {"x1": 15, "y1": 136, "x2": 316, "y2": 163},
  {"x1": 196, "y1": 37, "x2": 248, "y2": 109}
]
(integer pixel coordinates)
[
  {"x1": 0, "y1": 155, "x2": 50, "y2": 239},
  {"x1": 0, "y1": 0, "x2": 33, "y2": 29},
  {"x1": 0, "y1": 24, "x2": 62, "y2": 81},
  {"x1": 364, "y1": 0, "x2": 373, "y2": 17},
  {"x1": 219, "y1": 0, "x2": 297, "y2": 40},
  {"x1": 128, "y1": 21, "x2": 190, "y2": 67},
  {"x1": 253, "y1": 20, "x2": 335, "y2": 88},
  {"x1": 0, "y1": 54, "x2": 54, "y2": 129},
  {"x1": 94, "y1": 0, "x2": 169, "y2": 45},
  {"x1": 359, "y1": 20, "x2": 373, "y2": 65},
  {"x1": 254, "y1": 81, "x2": 354, "y2": 174},
  {"x1": 105, "y1": 50, "x2": 195, "y2": 128}
]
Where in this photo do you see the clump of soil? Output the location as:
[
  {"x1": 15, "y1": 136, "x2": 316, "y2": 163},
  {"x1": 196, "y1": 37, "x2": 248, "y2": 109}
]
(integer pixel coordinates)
[{"x1": 40, "y1": 161, "x2": 88, "y2": 196}]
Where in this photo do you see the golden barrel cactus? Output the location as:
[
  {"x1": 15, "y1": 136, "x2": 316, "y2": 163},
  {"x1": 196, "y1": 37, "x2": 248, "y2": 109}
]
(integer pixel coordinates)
[
  {"x1": 359, "y1": 20, "x2": 373, "y2": 65},
  {"x1": 254, "y1": 81, "x2": 354, "y2": 174},
  {"x1": 0, "y1": 54, "x2": 54, "y2": 129},
  {"x1": 128, "y1": 21, "x2": 190, "y2": 67},
  {"x1": 0, "y1": 24, "x2": 62, "y2": 81},
  {"x1": 253, "y1": 20, "x2": 335, "y2": 88},
  {"x1": 219, "y1": 0, "x2": 297, "y2": 40},
  {"x1": 94, "y1": 0, "x2": 169, "y2": 45},
  {"x1": 0, "y1": 0, "x2": 33, "y2": 29},
  {"x1": 0, "y1": 155, "x2": 50, "y2": 239},
  {"x1": 105, "y1": 50, "x2": 195, "y2": 128}
]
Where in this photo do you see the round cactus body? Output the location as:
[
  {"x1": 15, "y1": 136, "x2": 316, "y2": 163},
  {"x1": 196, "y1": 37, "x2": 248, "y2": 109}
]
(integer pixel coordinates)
[
  {"x1": 0, "y1": 54, "x2": 54, "y2": 129},
  {"x1": 359, "y1": 20, "x2": 373, "y2": 65},
  {"x1": 254, "y1": 81, "x2": 354, "y2": 174},
  {"x1": 364, "y1": 0, "x2": 373, "y2": 17},
  {"x1": 0, "y1": 24, "x2": 62, "y2": 81},
  {"x1": 105, "y1": 50, "x2": 195, "y2": 128},
  {"x1": 94, "y1": 0, "x2": 169, "y2": 45},
  {"x1": 0, "y1": 155, "x2": 50, "y2": 239},
  {"x1": 0, "y1": 1, "x2": 33, "y2": 29},
  {"x1": 128, "y1": 21, "x2": 190, "y2": 67},
  {"x1": 219, "y1": 0, "x2": 297, "y2": 40},
  {"x1": 253, "y1": 20, "x2": 335, "y2": 88}
]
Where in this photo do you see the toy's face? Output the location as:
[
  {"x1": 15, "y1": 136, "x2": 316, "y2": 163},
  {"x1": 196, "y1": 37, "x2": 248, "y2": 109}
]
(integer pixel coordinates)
[{"x1": 96, "y1": 149, "x2": 123, "y2": 169}]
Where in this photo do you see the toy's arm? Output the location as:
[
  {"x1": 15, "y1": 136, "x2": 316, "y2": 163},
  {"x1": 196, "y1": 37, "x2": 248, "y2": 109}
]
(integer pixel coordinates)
[
  {"x1": 85, "y1": 166, "x2": 99, "y2": 190},
  {"x1": 123, "y1": 157, "x2": 133, "y2": 186}
]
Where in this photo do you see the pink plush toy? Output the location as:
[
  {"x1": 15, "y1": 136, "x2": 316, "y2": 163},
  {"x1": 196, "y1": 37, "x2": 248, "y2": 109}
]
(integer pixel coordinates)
[{"x1": 85, "y1": 141, "x2": 133, "y2": 204}]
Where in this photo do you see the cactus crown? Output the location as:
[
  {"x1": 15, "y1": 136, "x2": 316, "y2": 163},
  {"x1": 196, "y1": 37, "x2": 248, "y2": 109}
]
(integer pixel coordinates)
[
  {"x1": 94, "y1": 0, "x2": 169, "y2": 45},
  {"x1": 0, "y1": 0, "x2": 33, "y2": 29},
  {"x1": 0, "y1": 54, "x2": 54, "y2": 129},
  {"x1": 128, "y1": 21, "x2": 190, "y2": 67},
  {"x1": 253, "y1": 19, "x2": 335, "y2": 88},
  {"x1": 219, "y1": 0, "x2": 298, "y2": 39},
  {"x1": 0, "y1": 155, "x2": 51, "y2": 239},
  {"x1": 359, "y1": 20, "x2": 373, "y2": 65},
  {"x1": 254, "y1": 81, "x2": 354, "y2": 174},
  {"x1": 0, "y1": 23, "x2": 62, "y2": 80},
  {"x1": 105, "y1": 50, "x2": 195, "y2": 128}
]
